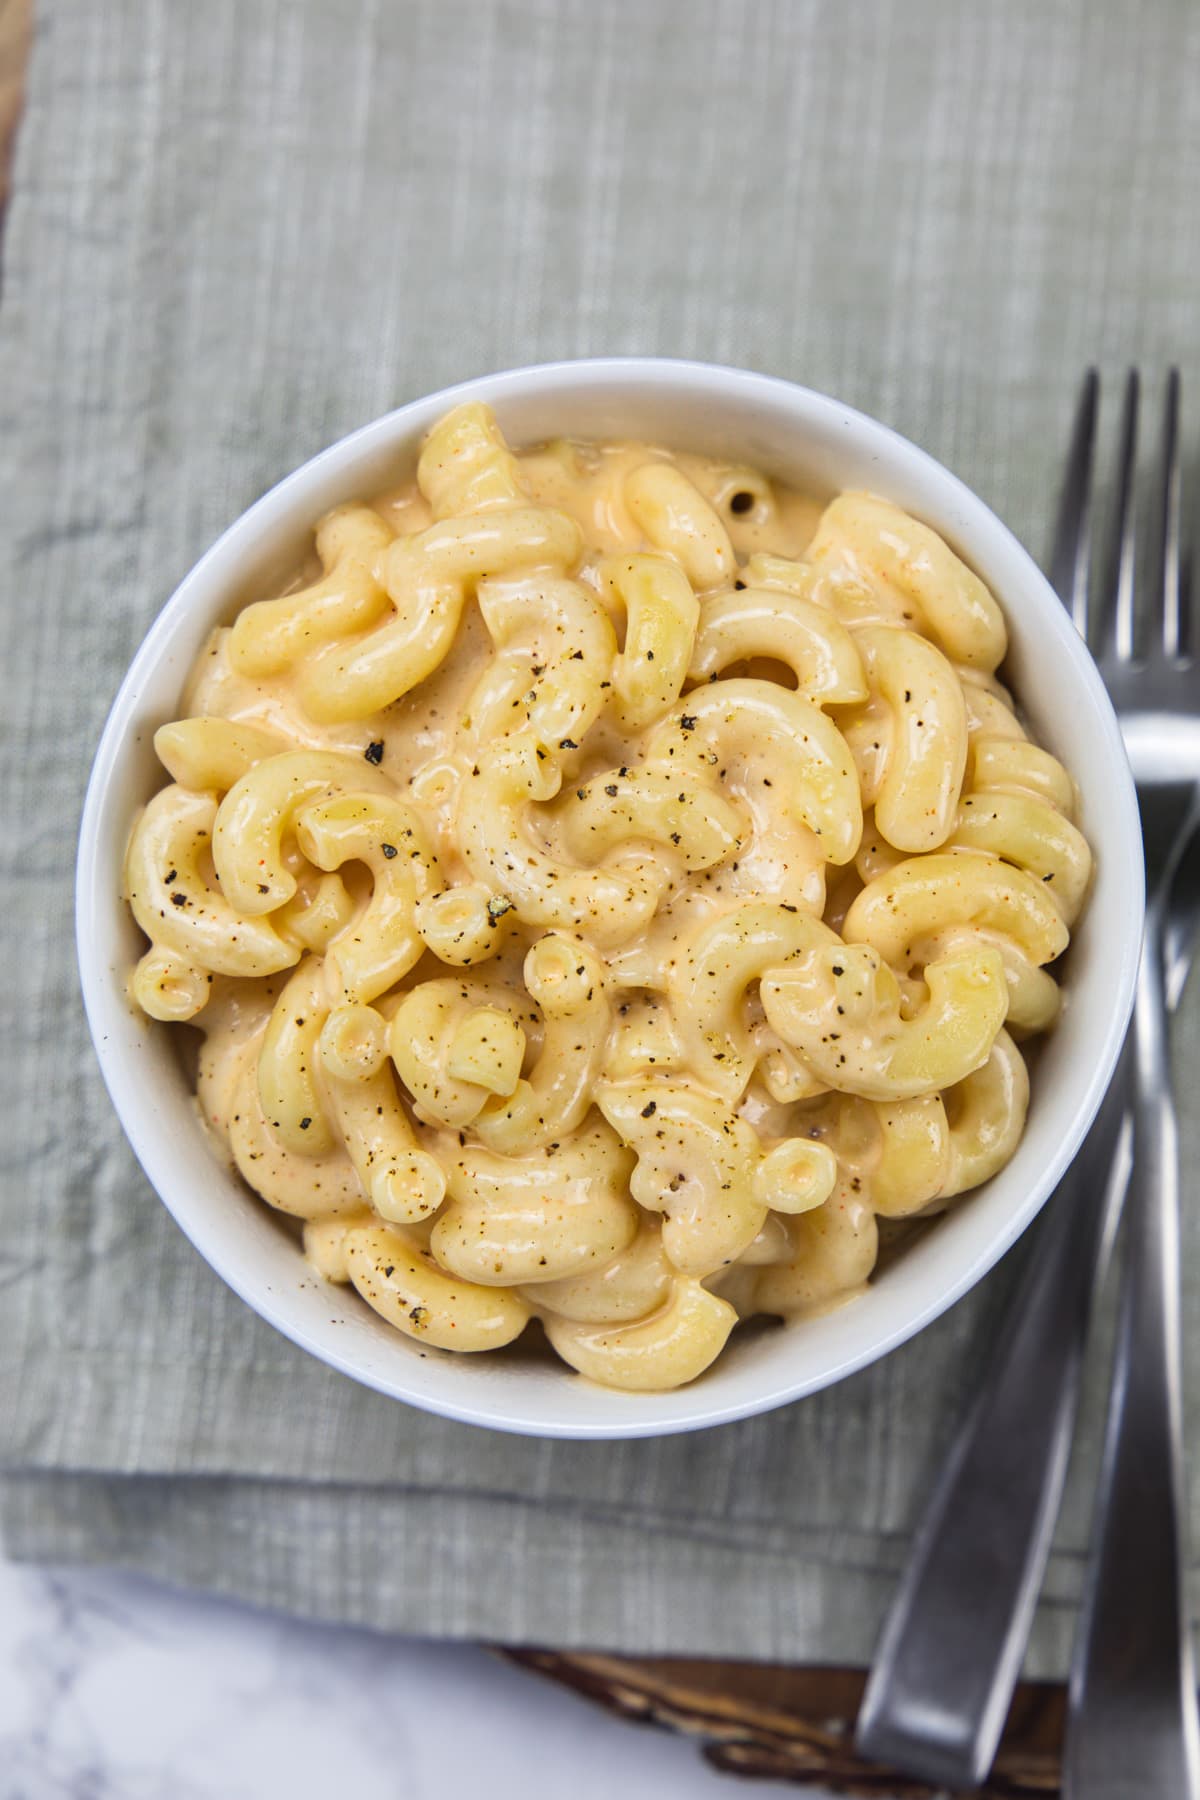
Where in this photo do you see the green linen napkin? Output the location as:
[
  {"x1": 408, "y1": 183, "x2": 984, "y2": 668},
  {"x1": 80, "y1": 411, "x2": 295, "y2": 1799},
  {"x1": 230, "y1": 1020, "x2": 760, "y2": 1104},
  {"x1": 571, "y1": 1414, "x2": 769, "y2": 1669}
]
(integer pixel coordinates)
[{"x1": 2, "y1": 0, "x2": 1198, "y2": 1675}]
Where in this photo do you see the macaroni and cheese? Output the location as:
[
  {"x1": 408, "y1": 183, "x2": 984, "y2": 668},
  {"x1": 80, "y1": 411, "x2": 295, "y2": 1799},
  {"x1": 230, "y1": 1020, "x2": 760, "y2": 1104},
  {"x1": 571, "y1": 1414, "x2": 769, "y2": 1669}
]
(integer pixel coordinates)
[{"x1": 123, "y1": 403, "x2": 1092, "y2": 1391}]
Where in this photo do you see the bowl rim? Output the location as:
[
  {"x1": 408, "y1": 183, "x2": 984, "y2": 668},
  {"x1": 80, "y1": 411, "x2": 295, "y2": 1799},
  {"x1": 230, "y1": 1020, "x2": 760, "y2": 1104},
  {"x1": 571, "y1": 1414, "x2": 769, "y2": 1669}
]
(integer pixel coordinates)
[{"x1": 76, "y1": 355, "x2": 1144, "y2": 1438}]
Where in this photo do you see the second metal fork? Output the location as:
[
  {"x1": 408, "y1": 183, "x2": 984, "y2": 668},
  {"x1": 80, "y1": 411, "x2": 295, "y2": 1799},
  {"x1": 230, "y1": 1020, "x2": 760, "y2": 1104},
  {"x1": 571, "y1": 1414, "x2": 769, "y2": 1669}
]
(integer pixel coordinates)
[
  {"x1": 1062, "y1": 374, "x2": 1200, "y2": 1797},
  {"x1": 857, "y1": 371, "x2": 1200, "y2": 1793}
]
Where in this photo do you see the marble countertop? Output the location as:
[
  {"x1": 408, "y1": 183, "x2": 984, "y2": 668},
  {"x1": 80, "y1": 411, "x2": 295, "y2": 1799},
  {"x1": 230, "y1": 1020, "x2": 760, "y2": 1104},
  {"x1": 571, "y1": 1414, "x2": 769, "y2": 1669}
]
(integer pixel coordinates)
[{"x1": 0, "y1": 1559, "x2": 846, "y2": 1799}]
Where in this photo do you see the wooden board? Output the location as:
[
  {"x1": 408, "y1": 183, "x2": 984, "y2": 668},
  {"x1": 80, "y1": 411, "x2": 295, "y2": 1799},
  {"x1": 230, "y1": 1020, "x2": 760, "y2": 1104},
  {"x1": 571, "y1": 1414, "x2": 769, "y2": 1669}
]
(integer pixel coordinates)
[
  {"x1": 501, "y1": 1651, "x2": 1065, "y2": 1794},
  {"x1": 0, "y1": 0, "x2": 30, "y2": 238}
]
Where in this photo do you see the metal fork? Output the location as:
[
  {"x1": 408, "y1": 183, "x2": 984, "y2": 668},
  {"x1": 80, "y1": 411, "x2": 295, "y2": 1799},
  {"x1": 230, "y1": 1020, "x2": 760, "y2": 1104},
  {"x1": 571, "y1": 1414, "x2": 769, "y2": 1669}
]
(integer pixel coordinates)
[
  {"x1": 856, "y1": 371, "x2": 1200, "y2": 1793},
  {"x1": 1064, "y1": 372, "x2": 1200, "y2": 1797}
]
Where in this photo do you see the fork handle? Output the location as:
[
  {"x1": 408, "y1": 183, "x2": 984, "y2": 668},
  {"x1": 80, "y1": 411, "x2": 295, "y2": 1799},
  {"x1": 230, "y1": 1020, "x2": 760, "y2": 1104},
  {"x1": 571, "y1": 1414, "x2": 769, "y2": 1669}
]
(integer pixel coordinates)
[
  {"x1": 855, "y1": 1065, "x2": 1131, "y2": 1790},
  {"x1": 1063, "y1": 927, "x2": 1200, "y2": 1798}
]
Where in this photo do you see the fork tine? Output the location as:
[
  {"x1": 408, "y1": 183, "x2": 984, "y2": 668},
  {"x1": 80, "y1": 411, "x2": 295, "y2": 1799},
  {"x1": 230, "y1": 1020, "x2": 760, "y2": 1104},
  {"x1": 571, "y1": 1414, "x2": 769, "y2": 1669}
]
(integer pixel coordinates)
[
  {"x1": 1181, "y1": 491, "x2": 1195, "y2": 663},
  {"x1": 1158, "y1": 368, "x2": 1182, "y2": 659},
  {"x1": 1049, "y1": 369, "x2": 1099, "y2": 633},
  {"x1": 1098, "y1": 368, "x2": 1139, "y2": 663}
]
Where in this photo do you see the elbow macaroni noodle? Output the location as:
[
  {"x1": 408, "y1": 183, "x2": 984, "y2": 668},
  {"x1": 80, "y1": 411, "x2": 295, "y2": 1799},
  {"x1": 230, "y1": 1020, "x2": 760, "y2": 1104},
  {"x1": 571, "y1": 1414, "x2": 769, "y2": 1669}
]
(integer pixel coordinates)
[{"x1": 125, "y1": 403, "x2": 1093, "y2": 1392}]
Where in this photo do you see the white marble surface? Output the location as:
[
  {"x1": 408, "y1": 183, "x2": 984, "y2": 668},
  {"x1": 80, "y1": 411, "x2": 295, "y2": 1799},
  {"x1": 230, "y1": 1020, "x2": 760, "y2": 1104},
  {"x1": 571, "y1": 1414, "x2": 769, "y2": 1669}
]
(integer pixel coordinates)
[{"x1": 0, "y1": 1559, "x2": 849, "y2": 1800}]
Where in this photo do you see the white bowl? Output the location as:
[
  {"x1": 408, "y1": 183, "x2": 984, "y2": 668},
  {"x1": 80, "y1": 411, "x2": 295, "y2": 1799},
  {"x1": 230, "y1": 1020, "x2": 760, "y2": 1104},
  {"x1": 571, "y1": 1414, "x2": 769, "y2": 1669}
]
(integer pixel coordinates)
[{"x1": 77, "y1": 359, "x2": 1143, "y2": 1439}]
